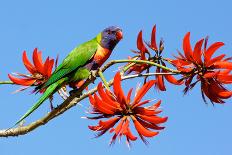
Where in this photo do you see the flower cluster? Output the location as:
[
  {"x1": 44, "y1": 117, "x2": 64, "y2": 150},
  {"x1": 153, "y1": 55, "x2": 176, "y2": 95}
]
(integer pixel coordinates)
[
  {"x1": 171, "y1": 32, "x2": 232, "y2": 104},
  {"x1": 127, "y1": 25, "x2": 183, "y2": 91},
  {"x1": 8, "y1": 48, "x2": 56, "y2": 92},
  {"x1": 87, "y1": 72, "x2": 167, "y2": 146}
]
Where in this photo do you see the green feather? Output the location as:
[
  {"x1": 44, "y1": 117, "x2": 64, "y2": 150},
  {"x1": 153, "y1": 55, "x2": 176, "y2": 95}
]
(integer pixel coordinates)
[
  {"x1": 43, "y1": 38, "x2": 99, "y2": 88},
  {"x1": 15, "y1": 78, "x2": 67, "y2": 125},
  {"x1": 14, "y1": 35, "x2": 100, "y2": 125}
]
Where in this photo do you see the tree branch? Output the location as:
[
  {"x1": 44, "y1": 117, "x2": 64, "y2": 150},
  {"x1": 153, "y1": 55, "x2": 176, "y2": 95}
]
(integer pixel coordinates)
[
  {"x1": 0, "y1": 81, "x2": 14, "y2": 85},
  {"x1": 0, "y1": 72, "x2": 167, "y2": 137}
]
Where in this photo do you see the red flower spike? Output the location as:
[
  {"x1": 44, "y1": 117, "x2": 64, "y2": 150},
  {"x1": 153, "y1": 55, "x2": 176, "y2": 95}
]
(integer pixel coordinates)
[
  {"x1": 127, "y1": 25, "x2": 184, "y2": 91},
  {"x1": 87, "y1": 72, "x2": 167, "y2": 145},
  {"x1": 171, "y1": 32, "x2": 232, "y2": 104},
  {"x1": 9, "y1": 48, "x2": 56, "y2": 93},
  {"x1": 126, "y1": 30, "x2": 150, "y2": 74}
]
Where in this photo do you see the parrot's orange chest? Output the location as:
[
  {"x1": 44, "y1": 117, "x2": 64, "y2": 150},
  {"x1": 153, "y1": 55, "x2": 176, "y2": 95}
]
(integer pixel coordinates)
[{"x1": 93, "y1": 45, "x2": 112, "y2": 66}]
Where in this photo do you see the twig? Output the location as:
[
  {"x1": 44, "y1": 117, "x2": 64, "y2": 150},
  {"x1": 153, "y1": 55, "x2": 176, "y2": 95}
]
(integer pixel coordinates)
[
  {"x1": 0, "y1": 72, "x2": 168, "y2": 137},
  {"x1": 0, "y1": 81, "x2": 14, "y2": 85}
]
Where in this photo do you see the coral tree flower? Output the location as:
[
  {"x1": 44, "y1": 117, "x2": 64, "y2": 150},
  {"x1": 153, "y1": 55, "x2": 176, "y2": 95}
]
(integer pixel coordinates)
[
  {"x1": 171, "y1": 32, "x2": 232, "y2": 104},
  {"x1": 8, "y1": 48, "x2": 55, "y2": 92},
  {"x1": 87, "y1": 72, "x2": 168, "y2": 146},
  {"x1": 127, "y1": 25, "x2": 183, "y2": 91},
  {"x1": 126, "y1": 30, "x2": 150, "y2": 74}
]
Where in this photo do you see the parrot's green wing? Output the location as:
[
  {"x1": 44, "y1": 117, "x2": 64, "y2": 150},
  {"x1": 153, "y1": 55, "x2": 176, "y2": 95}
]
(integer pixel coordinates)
[
  {"x1": 14, "y1": 39, "x2": 99, "y2": 126},
  {"x1": 43, "y1": 38, "x2": 98, "y2": 88}
]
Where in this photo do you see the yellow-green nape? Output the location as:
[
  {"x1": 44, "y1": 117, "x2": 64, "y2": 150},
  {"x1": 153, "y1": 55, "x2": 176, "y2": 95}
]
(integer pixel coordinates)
[{"x1": 96, "y1": 32, "x2": 102, "y2": 44}]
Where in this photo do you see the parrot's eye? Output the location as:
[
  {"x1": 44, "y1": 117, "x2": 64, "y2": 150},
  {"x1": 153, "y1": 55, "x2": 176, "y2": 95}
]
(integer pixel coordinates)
[{"x1": 107, "y1": 31, "x2": 112, "y2": 35}]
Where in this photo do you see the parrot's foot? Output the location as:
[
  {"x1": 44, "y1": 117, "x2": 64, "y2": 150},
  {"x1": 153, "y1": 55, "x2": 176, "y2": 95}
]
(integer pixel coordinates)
[
  {"x1": 88, "y1": 70, "x2": 98, "y2": 84},
  {"x1": 69, "y1": 89, "x2": 83, "y2": 98},
  {"x1": 58, "y1": 86, "x2": 69, "y2": 100}
]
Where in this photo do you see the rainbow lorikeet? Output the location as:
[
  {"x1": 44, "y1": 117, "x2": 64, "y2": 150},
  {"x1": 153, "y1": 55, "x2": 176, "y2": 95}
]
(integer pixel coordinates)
[{"x1": 15, "y1": 26, "x2": 123, "y2": 125}]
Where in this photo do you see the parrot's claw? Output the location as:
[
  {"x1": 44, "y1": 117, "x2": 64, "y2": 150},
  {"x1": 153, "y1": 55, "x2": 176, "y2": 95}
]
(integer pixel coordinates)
[
  {"x1": 58, "y1": 87, "x2": 69, "y2": 100},
  {"x1": 88, "y1": 70, "x2": 99, "y2": 84},
  {"x1": 69, "y1": 89, "x2": 83, "y2": 97},
  {"x1": 88, "y1": 70, "x2": 98, "y2": 80}
]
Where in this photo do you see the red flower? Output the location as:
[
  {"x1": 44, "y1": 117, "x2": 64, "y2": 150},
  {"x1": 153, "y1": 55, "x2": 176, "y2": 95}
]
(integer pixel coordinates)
[
  {"x1": 127, "y1": 25, "x2": 183, "y2": 91},
  {"x1": 87, "y1": 72, "x2": 167, "y2": 146},
  {"x1": 126, "y1": 30, "x2": 150, "y2": 74},
  {"x1": 171, "y1": 32, "x2": 232, "y2": 104},
  {"x1": 8, "y1": 48, "x2": 56, "y2": 92}
]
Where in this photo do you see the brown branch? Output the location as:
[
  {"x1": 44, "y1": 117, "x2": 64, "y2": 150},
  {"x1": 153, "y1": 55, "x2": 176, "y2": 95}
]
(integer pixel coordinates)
[{"x1": 0, "y1": 71, "x2": 167, "y2": 137}]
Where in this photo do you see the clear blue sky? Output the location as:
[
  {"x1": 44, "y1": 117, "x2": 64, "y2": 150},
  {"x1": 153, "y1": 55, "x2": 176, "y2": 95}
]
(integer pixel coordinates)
[{"x1": 0, "y1": 0, "x2": 232, "y2": 154}]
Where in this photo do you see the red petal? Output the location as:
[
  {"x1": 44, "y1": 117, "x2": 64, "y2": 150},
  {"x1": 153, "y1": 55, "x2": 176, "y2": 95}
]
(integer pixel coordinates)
[
  {"x1": 88, "y1": 94, "x2": 96, "y2": 106},
  {"x1": 204, "y1": 42, "x2": 224, "y2": 63},
  {"x1": 193, "y1": 38, "x2": 204, "y2": 64},
  {"x1": 209, "y1": 80, "x2": 232, "y2": 99},
  {"x1": 132, "y1": 80, "x2": 156, "y2": 107},
  {"x1": 147, "y1": 100, "x2": 162, "y2": 111},
  {"x1": 156, "y1": 68, "x2": 166, "y2": 91},
  {"x1": 47, "y1": 59, "x2": 54, "y2": 77},
  {"x1": 134, "y1": 107, "x2": 158, "y2": 116},
  {"x1": 99, "y1": 117, "x2": 120, "y2": 130},
  {"x1": 217, "y1": 91, "x2": 232, "y2": 99},
  {"x1": 206, "y1": 54, "x2": 225, "y2": 67},
  {"x1": 88, "y1": 117, "x2": 120, "y2": 131},
  {"x1": 119, "y1": 118, "x2": 138, "y2": 141},
  {"x1": 137, "y1": 114, "x2": 168, "y2": 124},
  {"x1": 203, "y1": 71, "x2": 218, "y2": 79},
  {"x1": 8, "y1": 74, "x2": 36, "y2": 86},
  {"x1": 201, "y1": 82, "x2": 224, "y2": 103},
  {"x1": 114, "y1": 119, "x2": 124, "y2": 135},
  {"x1": 137, "y1": 31, "x2": 148, "y2": 59},
  {"x1": 183, "y1": 32, "x2": 193, "y2": 61},
  {"x1": 171, "y1": 59, "x2": 191, "y2": 67},
  {"x1": 150, "y1": 25, "x2": 158, "y2": 50},
  {"x1": 33, "y1": 48, "x2": 44, "y2": 73},
  {"x1": 94, "y1": 94, "x2": 115, "y2": 114},
  {"x1": 113, "y1": 72, "x2": 127, "y2": 105},
  {"x1": 217, "y1": 74, "x2": 232, "y2": 84},
  {"x1": 164, "y1": 72, "x2": 184, "y2": 85},
  {"x1": 214, "y1": 61, "x2": 232, "y2": 69},
  {"x1": 97, "y1": 82, "x2": 120, "y2": 109},
  {"x1": 43, "y1": 57, "x2": 50, "y2": 76},
  {"x1": 22, "y1": 51, "x2": 36, "y2": 74},
  {"x1": 137, "y1": 117, "x2": 165, "y2": 130},
  {"x1": 133, "y1": 100, "x2": 151, "y2": 108},
  {"x1": 132, "y1": 117, "x2": 159, "y2": 137},
  {"x1": 126, "y1": 88, "x2": 133, "y2": 104},
  {"x1": 125, "y1": 126, "x2": 137, "y2": 141}
]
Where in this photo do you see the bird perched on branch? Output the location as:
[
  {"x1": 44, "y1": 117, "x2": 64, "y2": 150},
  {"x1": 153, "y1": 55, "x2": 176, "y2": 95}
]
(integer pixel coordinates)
[{"x1": 15, "y1": 26, "x2": 123, "y2": 125}]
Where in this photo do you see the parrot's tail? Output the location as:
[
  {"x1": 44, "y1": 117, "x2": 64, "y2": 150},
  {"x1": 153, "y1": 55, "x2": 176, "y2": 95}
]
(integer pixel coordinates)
[{"x1": 14, "y1": 78, "x2": 67, "y2": 126}]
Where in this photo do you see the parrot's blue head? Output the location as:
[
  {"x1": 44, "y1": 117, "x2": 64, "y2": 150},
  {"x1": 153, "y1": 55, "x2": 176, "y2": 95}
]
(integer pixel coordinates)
[{"x1": 99, "y1": 26, "x2": 123, "y2": 50}]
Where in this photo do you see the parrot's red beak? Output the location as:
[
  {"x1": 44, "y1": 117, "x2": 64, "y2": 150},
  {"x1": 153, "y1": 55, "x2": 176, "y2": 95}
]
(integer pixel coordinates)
[{"x1": 116, "y1": 30, "x2": 123, "y2": 40}]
